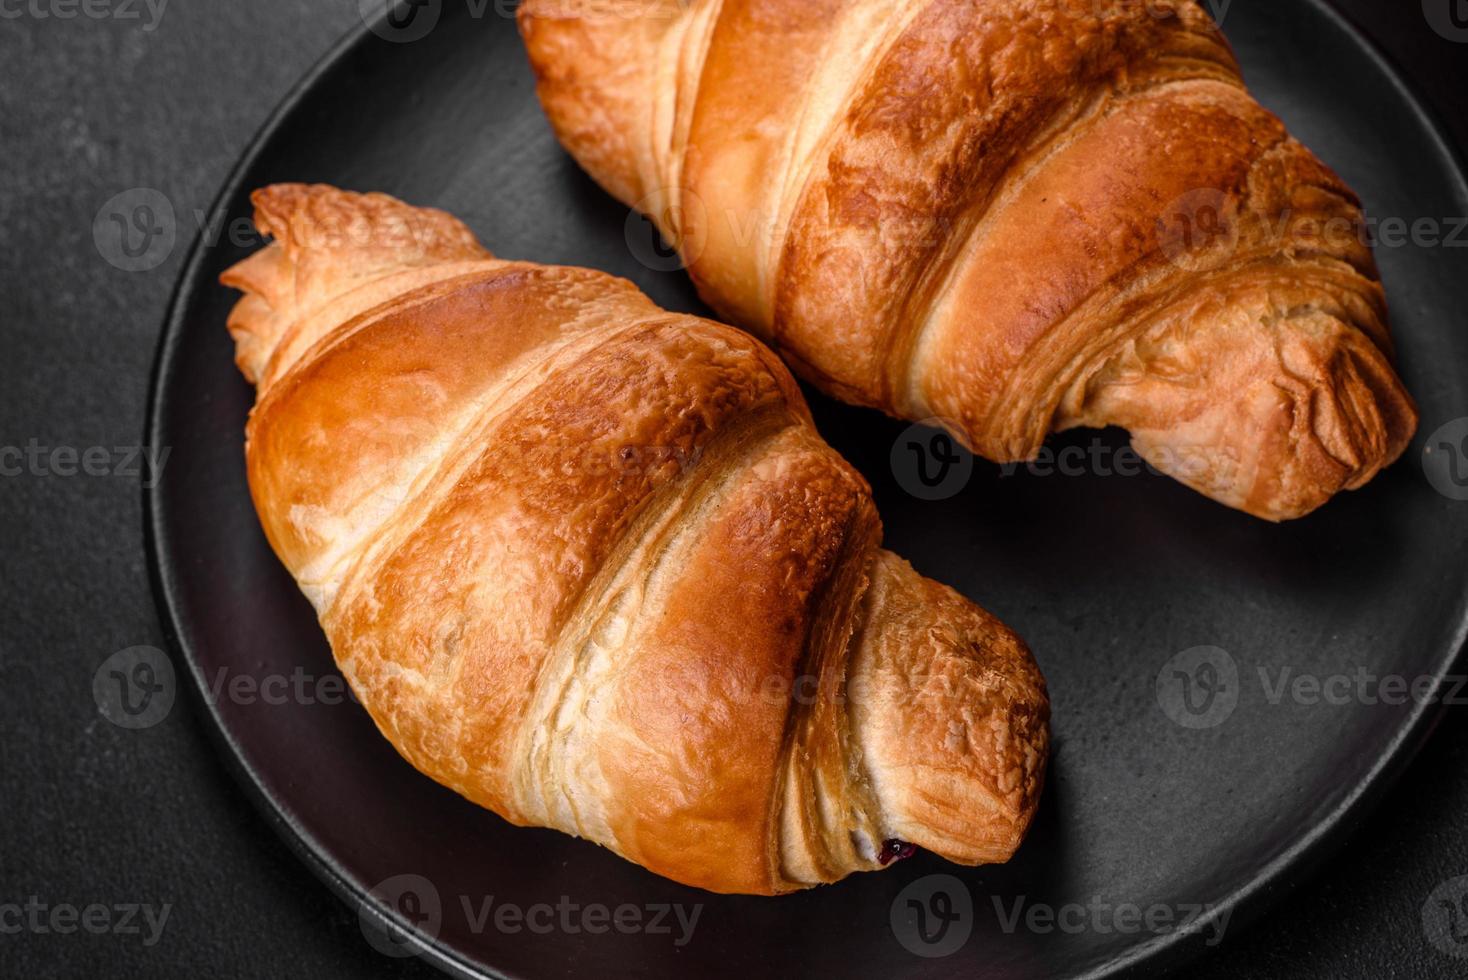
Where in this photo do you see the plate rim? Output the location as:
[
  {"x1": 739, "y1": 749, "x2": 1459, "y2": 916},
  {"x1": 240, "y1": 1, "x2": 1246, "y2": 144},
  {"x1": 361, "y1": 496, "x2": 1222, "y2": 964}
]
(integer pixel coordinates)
[{"x1": 140, "y1": 3, "x2": 1468, "y2": 978}]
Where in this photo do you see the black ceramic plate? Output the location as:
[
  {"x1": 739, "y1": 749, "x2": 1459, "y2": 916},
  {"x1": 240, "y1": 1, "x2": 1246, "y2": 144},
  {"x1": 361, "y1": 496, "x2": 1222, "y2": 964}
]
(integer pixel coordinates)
[{"x1": 146, "y1": 2, "x2": 1468, "y2": 977}]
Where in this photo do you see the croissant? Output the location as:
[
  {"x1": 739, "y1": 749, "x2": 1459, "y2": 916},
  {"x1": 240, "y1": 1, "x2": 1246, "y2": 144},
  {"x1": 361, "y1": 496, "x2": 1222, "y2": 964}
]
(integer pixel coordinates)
[
  {"x1": 220, "y1": 184, "x2": 1049, "y2": 895},
  {"x1": 518, "y1": 0, "x2": 1418, "y2": 521}
]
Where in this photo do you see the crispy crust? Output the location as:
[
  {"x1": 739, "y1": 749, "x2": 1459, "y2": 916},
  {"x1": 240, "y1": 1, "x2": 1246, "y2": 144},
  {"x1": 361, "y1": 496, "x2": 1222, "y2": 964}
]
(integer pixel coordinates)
[
  {"x1": 222, "y1": 184, "x2": 1049, "y2": 894},
  {"x1": 519, "y1": 0, "x2": 1418, "y2": 520}
]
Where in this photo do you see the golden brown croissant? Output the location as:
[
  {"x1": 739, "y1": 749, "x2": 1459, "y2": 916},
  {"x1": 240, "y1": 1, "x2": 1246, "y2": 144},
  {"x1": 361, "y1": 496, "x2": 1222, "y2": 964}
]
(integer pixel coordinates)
[
  {"x1": 220, "y1": 183, "x2": 1048, "y2": 895},
  {"x1": 518, "y1": 0, "x2": 1419, "y2": 521}
]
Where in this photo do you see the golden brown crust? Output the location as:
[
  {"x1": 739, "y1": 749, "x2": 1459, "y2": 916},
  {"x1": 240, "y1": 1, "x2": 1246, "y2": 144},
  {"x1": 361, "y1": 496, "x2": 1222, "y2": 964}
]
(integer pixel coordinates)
[
  {"x1": 222, "y1": 184, "x2": 1049, "y2": 895},
  {"x1": 519, "y1": 0, "x2": 1418, "y2": 520}
]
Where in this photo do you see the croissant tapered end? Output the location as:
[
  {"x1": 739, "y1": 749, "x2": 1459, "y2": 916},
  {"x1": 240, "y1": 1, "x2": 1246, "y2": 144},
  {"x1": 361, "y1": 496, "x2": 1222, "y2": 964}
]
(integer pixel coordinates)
[
  {"x1": 1069, "y1": 304, "x2": 1419, "y2": 522},
  {"x1": 220, "y1": 183, "x2": 494, "y2": 388},
  {"x1": 851, "y1": 553, "x2": 1049, "y2": 866}
]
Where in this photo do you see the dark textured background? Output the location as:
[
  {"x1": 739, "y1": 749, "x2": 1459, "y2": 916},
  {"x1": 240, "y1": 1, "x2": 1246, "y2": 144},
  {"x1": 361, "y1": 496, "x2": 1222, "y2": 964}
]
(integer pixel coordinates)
[{"x1": 1, "y1": 1, "x2": 1465, "y2": 977}]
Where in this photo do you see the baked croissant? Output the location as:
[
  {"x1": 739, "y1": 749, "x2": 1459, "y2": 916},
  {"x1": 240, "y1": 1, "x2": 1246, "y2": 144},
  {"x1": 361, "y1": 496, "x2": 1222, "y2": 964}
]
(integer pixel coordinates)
[
  {"x1": 518, "y1": 0, "x2": 1418, "y2": 521},
  {"x1": 220, "y1": 184, "x2": 1048, "y2": 895}
]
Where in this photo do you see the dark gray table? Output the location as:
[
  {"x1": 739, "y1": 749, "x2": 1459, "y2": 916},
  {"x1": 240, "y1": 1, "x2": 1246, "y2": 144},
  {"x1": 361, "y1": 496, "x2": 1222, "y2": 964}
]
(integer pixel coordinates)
[{"x1": 2, "y1": 1, "x2": 1465, "y2": 976}]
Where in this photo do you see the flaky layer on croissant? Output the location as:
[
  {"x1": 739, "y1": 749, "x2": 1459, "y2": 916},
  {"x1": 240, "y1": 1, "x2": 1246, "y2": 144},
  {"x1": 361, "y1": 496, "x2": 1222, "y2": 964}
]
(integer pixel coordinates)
[
  {"x1": 221, "y1": 184, "x2": 1049, "y2": 895},
  {"x1": 518, "y1": 0, "x2": 1419, "y2": 520}
]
